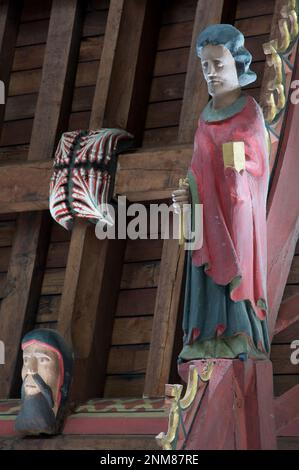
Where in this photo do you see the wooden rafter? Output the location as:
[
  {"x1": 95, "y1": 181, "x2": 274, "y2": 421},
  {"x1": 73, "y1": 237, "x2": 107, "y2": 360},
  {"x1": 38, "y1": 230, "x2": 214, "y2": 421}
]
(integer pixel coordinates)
[
  {"x1": 275, "y1": 384, "x2": 299, "y2": 437},
  {"x1": 267, "y1": 56, "x2": 299, "y2": 338},
  {"x1": 144, "y1": 0, "x2": 225, "y2": 397},
  {"x1": 56, "y1": 0, "x2": 162, "y2": 401},
  {"x1": 0, "y1": 0, "x2": 83, "y2": 398},
  {"x1": 0, "y1": 145, "x2": 193, "y2": 213},
  {"x1": 0, "y1": 0, "x2": 22, "y2": 128},
  {"x1": 274, "y1": 293, "x2": 299, "y2": 336}
]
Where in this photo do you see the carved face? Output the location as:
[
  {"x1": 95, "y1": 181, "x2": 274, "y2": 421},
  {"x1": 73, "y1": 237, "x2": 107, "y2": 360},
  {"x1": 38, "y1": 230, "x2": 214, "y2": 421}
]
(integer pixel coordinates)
[
  {"x1": 200, "y1": 44, "x2": 240, "y2": 97},
  {"x1": 22, "y1": 342, "x2": 61, "y2": 415}
]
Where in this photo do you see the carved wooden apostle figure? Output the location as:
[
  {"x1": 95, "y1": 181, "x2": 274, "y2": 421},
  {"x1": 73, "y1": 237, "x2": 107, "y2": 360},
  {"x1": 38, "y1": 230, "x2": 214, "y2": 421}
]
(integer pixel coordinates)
[
  {"x1": 15, "y1": 329, "x2": 73, "y2": 435},
  {"x1": 173, "y1": 24, "x2": 270, "y2": 361}
]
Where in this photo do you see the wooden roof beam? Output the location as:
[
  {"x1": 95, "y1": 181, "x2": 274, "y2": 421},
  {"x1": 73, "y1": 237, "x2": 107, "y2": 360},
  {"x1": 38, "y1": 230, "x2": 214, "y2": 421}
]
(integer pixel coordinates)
[
  {"x1": 275, "y1": 385, "x2": 299, "y2": 437},
  {"x1": 0, "y1": 0, "x2": 83, "y2": 398},
  {"x1": 0, "y1": 0, "x2": 22, "y2": 129},
  {"x1": 144, "y1": 0, "x2": 225, "y2": 397},
  {"x1": 0, "y1": 145, "x2": 192, "y2": 214},
  {"x1": 56, "y1": 0, "x2": 163, "y2": 402}
]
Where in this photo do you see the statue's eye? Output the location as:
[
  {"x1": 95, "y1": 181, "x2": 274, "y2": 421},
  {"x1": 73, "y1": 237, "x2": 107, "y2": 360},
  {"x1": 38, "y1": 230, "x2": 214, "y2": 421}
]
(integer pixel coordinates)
[
  {"x1": 202, "y1": 61, "x2": 208, "y2": 69},
  {"x1": 216, "y1": 62, "x2": 224, "y2": 69},
  {"x1": 39, "y1": 356, "x2": 50, "y2": 364}
]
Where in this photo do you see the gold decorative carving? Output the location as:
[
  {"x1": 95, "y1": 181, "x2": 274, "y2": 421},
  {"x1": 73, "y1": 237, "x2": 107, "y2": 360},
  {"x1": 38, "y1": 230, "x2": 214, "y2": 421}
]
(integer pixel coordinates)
[
  {"x1": 156, "y1": 363, "x2": 214, "y2": 450},
  {"x1": 199, "y1": 360, "x2": 215, "y2": 382},
  {"x1": 262, "y1": 0, "x2": 299, "y2": 124}
]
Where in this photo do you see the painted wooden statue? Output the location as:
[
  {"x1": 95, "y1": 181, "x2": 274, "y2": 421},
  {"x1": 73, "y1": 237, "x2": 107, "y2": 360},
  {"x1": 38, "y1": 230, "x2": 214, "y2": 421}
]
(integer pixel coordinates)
[
  {"x1": 15, "y1": 329, "x2": 73, "y2": 435},
  {"x1": 173, "y1": 24, "x2": 270, "y2": 361}
]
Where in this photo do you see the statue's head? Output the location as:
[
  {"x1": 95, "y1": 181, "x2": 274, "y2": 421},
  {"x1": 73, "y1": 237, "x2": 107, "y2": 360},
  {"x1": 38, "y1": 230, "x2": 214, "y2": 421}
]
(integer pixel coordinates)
[
  {"x1": 196, "y1": 24, "x2": 256, "y2": 97},
  {"x1": 15, "y1": 328, "x2": 73, "y2": 435}
]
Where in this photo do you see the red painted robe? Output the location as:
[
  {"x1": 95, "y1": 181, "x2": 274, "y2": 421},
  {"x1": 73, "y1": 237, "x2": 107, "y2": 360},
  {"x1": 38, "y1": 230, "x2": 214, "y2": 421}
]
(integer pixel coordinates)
[{"x1": 190, "y1": 95, "x2": 269, "y2": 320}]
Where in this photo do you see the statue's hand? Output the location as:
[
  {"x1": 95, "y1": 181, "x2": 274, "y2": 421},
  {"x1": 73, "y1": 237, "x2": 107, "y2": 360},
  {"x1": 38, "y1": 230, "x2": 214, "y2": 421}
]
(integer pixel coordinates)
[{"x1": 172, "y1": 180, "x2": 190, "y2": 214}]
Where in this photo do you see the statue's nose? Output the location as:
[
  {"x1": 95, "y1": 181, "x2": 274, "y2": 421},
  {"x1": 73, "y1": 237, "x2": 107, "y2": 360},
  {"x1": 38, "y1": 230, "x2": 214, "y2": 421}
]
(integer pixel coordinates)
[
  {"x1": 207, "y1": 62, "x2": 217, "y2": 76},
  {"x1": 25, "y1": 357, "x2": 38, "y2": 374}
]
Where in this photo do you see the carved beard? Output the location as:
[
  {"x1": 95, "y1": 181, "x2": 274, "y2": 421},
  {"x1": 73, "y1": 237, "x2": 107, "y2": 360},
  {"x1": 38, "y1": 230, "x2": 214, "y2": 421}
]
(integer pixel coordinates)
[{"x1": 15, "y1": 374, "x2": 57, "y2": 435}]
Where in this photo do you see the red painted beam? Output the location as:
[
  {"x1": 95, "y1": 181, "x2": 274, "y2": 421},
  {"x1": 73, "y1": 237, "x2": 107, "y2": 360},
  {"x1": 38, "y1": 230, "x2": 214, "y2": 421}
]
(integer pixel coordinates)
[
  {"x1": 267, "y1": 47, "x2": 299, "y2": 339},
  {"x1": 275, "y1": 384, "x2": 299, "y2": 436},
  {"x1": 274, "y1": 293, "x2": 299, "y2": 336}
]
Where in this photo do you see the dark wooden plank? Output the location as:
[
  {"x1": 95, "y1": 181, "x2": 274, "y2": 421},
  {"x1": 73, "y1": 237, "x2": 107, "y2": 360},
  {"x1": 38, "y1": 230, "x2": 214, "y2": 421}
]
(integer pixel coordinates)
[
  {"x1": 178, "y1": 0, "x2": 224, "y2": 143},
  {"x1": 75, "y1": 61, "x2": 100, "y2": 87},
  {"x1": 41, "y1": 268, "x2": 65, "y2": 295},
  {"x1": 0, "y1": 221, "x2": 16, "y2": 247},
  {"x1": 16, "y1": 19, "x2": 49, "y2": 46},
  {"x1": 145, "y1": 100, "x2": 182, "y2": 129},
  {"x1": 78, "y1": 36, "x2": 104, "y2": 62},
  {"x1": 50, "y1": 223, "x2": 71, "y2": 243},
  {"x1": 112, "y1": 317, "x2": 153, "y2": 346},
  {"x1": 5, "y1": 87, "x2": 95, "y2": 121},
  {"x1": 8, "y1": 69, "x2": 42, "y2": 96},
  {"x1": 68, "y1": 110, "x2": 90, "y2": 131},
  {"x1": 162, "y1": 0, "x2": 197, "y2": 25},
  {"x1": 0, "y1": 246, "x2": 11, "y2": 272},
  {"x1": 287, "y1": 256, "x2": 299, "y2": 284},
  {"x1": 82, "y1": 10, "x2": 108, "y2": 37},
  {"x1": 36, "y1": 294, "x2": 61, "y2": 323},
  {"x1": 0, "y1": 0, "x2": 22, "y2": 130},
  {"x1": 283, "y1": 285, "x2": 299, "y2": 301},
  {"x1": 104, "y1": 375, "x2": 145, "y2": 398},
  {"x1": 107, "y1": 346, "x2": 149, "y2": 374},
  {"x1": 235, "y1": 0, "x2": 275, "y2": 19},
  {"x1": 0, "y1": 212, "x2": 51, "y2": 397},
  {"x1": 0, "y1": 145, "x2": 28, "y2": 162},
  {"x1": 12, "y1": 37, "x2": 103, "y2": 72},
  {"x1": 149, "y1": 74, "x2": 186, "y2": 103},
  {"x1": 21, "y1": 0, "x2": 52, "y2": 22},
  {"x1": 0, "y1": 119, "x2": 33, "y2": 147},
  {"x1": 0, "y1": 272, "x2": 6, "y2": 298},
  {"x1": 13, "y1": 43, "x2": 45, "y2": 71},
  {"x1": 235, "y1": 15, "x2": 272, "y2": 36},
  {"x1": 153, "y1": 48, "x2": 189, "y2": 77},
  {"x1": 244, "y1": 61, "x2": 265, "y2": 89},
  {"x1": 124, "y1": 239, "x2": 163, "y2": 262},
  {"x1": 158, "y1": 21, "x2": 193, "y2": 50},
  {"x1": 116, "y1": 288, "x2": 157, "y2": 317},
  {"x1": 46, "y1": 242, "x2": 70, "y2": 269},
  {"x1": 142, "y1": 126, "x2": 179, "y2": 147},
  {"x1": 120, "y1": 262, "x2": 160, "y2": 290},
  {"x1": 5, "y1": 94, "x2": 38, "y2": 121},
  {"x1": 86, "y1": 0, "x2": 110, "y2": 12}
]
